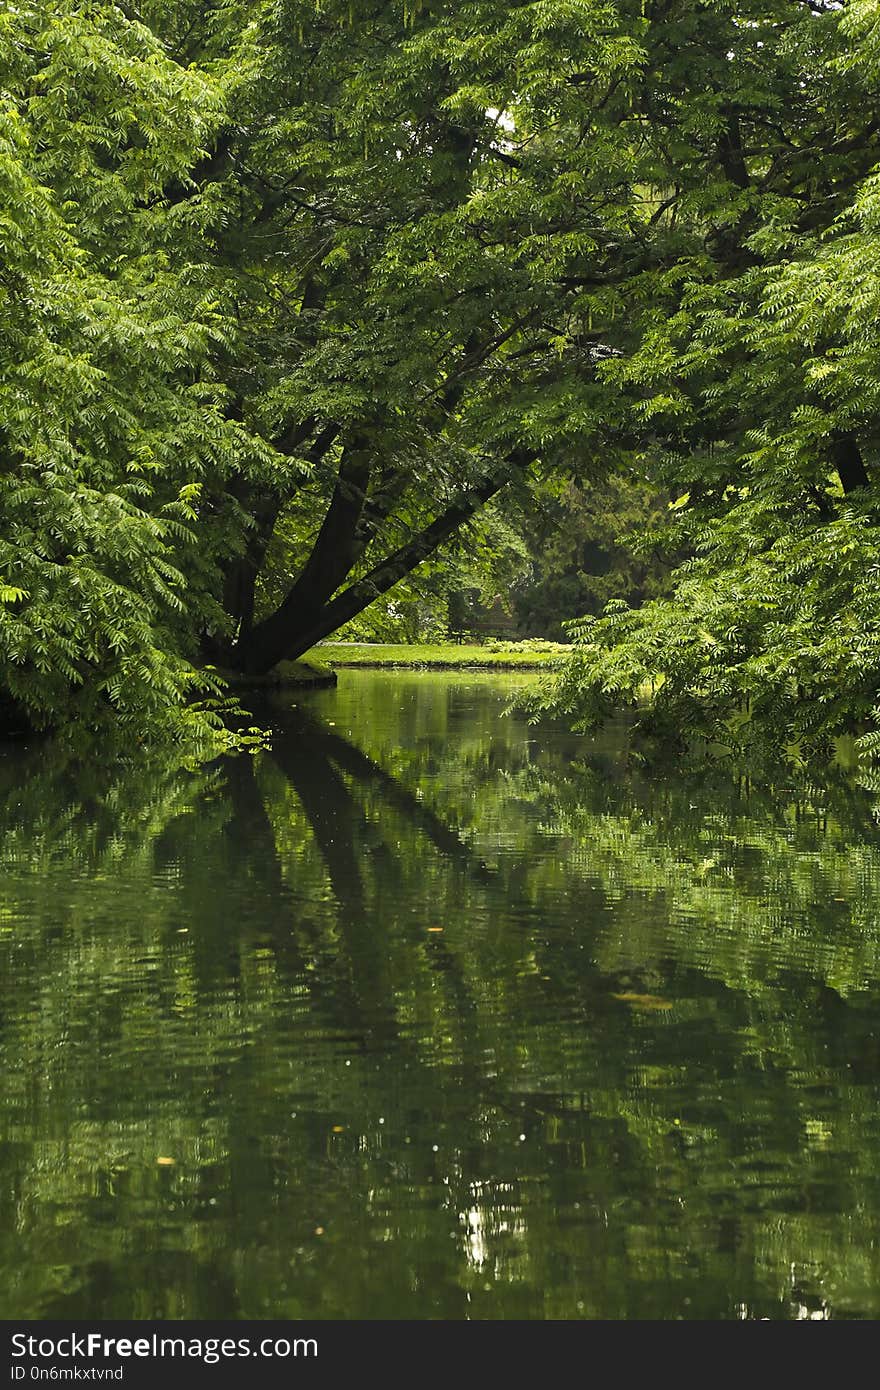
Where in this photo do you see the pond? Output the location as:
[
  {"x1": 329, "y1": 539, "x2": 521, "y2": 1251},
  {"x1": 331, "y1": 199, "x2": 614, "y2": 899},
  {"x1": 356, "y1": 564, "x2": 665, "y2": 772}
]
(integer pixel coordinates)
[{"x1": 2, "y1": 670, "x2": 880, "y2": 1319}]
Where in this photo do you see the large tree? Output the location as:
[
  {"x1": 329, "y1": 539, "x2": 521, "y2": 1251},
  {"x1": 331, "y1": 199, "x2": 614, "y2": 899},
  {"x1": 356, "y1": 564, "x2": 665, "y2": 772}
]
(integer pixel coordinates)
[
  {"x1": 6, "y1": 0, "x2": 880, "y2": 737},
  {"x1": 168, "y1": 0, "x2": 651, "y2": 674},
  {"x1": 153, "y1": 0, "x2": 880, "y2": 685}
]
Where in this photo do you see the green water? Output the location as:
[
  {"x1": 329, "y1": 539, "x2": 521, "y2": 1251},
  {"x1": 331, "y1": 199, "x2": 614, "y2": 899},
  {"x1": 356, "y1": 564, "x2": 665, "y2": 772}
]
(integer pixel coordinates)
[{"x1": 3, "y1": 671, "x2": 880, "y2": 1320}]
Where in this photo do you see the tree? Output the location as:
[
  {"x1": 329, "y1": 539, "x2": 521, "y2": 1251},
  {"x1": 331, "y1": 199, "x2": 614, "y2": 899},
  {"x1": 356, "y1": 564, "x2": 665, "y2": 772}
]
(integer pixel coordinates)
[
  {"x1": 148, "y1": 0, "x2": 880, "y2": 698},
  {"x1": 4, "y1": 0, "x2": 657, "y2": 722},
  {"x1": 162, "y1": 0, "x2": 653, "y2": 674},
  {"x1": 0, "y1": 1, "x2": 259, "y2": 735},
  {"x1": 526, "y1": 0, "x2": 880, "y2": 756},
  {"x1": 8, "y1": 0, "x2": 880, "y2": 737}
]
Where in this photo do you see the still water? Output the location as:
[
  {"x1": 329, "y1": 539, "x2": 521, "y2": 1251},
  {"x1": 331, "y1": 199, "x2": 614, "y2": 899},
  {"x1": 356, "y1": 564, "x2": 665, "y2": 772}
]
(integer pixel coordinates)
[{"x1": 3, "y1": 671, "x2": 880, "y2": 1319}]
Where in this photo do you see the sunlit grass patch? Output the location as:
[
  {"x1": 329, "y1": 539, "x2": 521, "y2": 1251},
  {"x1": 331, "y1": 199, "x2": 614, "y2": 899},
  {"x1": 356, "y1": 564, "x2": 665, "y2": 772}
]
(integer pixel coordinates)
[{"x1": 311, "y1": 640, "x2": 570, "y2": 670}]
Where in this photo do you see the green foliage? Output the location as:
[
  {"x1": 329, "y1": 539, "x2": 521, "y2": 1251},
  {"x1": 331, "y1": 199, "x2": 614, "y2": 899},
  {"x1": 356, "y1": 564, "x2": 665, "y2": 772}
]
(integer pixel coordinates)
[
  {"x1": 529, "y1": 0, "x2": 880, "y2": 756},
  {"x1": 504, "y1": 472, "x2": 673, "y2": 639},
  {"x1": 528, "y1": 502, "x2": 880, "y2": 759},
  {"x1": 0, "y1": 4, "x2": 241, "y2": 737},
  {"x1": 7, "y1": 0, "x2": 880, "y2": 743}
]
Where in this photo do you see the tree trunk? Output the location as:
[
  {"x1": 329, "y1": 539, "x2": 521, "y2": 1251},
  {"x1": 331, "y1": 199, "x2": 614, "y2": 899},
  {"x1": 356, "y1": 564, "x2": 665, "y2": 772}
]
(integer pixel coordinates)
[
  {"x1": 233, "y1": 440, "x2": 371, "y2": 669},
  {"x1": 831, "y1": 433, "x2": 870, "y2": 495},
  {"x1": 233, "y1": 458, "x2": 529, "y2": 673},
  {"x1": 221, "y1": 494, "x2": 282, "y2": 641}
]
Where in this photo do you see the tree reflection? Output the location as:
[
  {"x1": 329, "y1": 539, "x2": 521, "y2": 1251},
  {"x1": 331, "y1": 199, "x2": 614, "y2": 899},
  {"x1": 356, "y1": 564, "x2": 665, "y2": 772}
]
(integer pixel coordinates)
[{"x1": 3, "y1": 679, "x2": 880, "y2": 1318}]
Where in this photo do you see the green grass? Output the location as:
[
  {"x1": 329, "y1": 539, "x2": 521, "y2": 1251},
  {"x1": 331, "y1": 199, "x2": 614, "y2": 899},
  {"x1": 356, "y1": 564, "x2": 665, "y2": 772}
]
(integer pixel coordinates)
[{"x1": 310, "y1": 640, "x2": 570, "y2": 670}]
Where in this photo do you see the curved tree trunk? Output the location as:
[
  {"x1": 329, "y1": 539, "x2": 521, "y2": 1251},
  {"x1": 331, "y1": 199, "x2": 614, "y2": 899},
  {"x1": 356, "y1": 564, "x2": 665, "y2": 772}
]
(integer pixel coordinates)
[{"x1": 231, "y1": 457, "x2": 530, "y2": 674}]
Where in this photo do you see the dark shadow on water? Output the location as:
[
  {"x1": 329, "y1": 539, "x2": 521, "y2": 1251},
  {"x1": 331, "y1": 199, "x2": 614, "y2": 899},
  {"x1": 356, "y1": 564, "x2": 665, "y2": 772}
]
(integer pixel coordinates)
[{"x1": 3, "y1": 674, "x2": 880, "y2": 1317}]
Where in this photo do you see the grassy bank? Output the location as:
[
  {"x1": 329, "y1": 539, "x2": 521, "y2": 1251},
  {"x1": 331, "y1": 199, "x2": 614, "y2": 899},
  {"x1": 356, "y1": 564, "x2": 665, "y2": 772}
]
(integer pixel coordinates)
[{"x1": 309, "y1": 640, "x2": 569, "y2": 670}]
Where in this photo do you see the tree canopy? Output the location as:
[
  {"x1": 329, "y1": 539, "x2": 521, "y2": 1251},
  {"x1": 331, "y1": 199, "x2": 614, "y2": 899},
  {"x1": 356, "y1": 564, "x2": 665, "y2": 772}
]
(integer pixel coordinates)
[
  {"x1": 527, "y1": 0, "x2": 880, "y2": 756},
  {"x1": 4, "y1": 0, "x2": 880, "y2": 743}
]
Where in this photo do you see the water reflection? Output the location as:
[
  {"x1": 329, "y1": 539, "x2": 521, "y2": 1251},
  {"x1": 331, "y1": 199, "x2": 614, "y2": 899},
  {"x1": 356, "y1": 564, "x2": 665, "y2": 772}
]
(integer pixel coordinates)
[{"x1": 2, "y1": 672, "x2": 880, "y2": 1318}]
